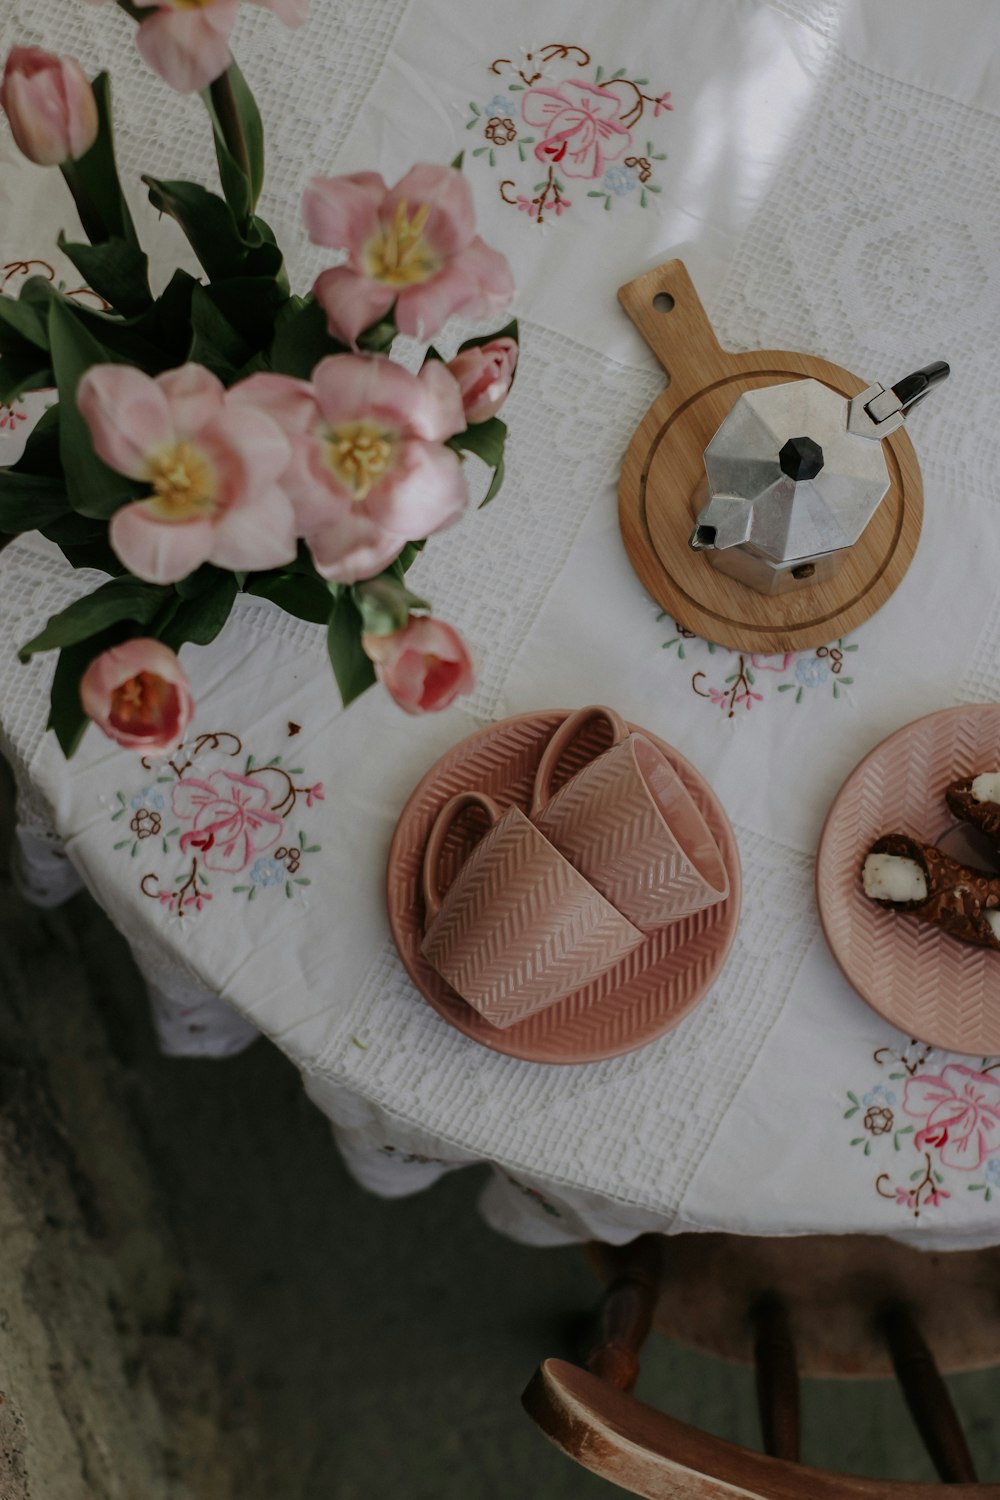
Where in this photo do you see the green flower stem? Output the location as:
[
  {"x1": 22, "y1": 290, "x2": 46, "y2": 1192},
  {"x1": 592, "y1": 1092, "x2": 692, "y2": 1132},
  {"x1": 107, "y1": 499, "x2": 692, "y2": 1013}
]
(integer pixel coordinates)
[{"x1": 209, "y1": 71, "x2": 251, "y2": 187}]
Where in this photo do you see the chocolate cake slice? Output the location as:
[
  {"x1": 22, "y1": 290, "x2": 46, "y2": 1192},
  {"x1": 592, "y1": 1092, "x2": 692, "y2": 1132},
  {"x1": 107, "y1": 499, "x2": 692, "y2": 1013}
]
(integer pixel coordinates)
[{"x1": 862, "y1": 832, "x2": 1000, "y2": 951}]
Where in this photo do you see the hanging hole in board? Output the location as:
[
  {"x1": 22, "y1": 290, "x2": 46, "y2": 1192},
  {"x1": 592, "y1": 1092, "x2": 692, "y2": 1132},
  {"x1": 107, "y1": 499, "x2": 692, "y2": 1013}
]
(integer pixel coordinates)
[{"x1": 652, "y1": 292, "x2": 675, "y2": 314}]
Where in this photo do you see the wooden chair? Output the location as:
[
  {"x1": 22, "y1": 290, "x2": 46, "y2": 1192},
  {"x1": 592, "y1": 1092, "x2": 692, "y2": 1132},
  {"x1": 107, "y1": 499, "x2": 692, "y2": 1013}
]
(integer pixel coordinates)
[{"x1": 522, "y1": 1234, "x2": 1000, "y2": 1496}]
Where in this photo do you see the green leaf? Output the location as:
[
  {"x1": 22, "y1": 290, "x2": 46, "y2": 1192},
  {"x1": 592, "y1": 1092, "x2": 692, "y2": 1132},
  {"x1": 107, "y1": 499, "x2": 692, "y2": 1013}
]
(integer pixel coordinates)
[
  {"x1": 448, "y1": 415, "x2": 507, "y2": 468},
  {"x1": 143, "y1": 177, "x2": 284, "y2": 284},
  {"x1": 16, "y1": 404, "x2": 61, "y2": 473},
  {"x1": 47, "y1": 296, "x2": 140, "y2": 518},
  {"x1": 327, "y1": 593, "x2": 376, "y2": 706},
  {"x1": 203, "y1": 274, "x2": 288, "y2": 350},
  {"x1": 451, "y1": 151, "x2": 465, "y2": 170},
  {"x1": 0, "y1": 288, "x2": 50, "y2": 350},
  {"x1": 245, "y1": 570, "x2": 334, "y2": 625},
  {"x1": 0, "y1": 469, "x2": 71, "y2": 534},
  {"x1": 19, "y1": 575, "x2": 169, "y2": 659},
  {"x1": 479, "y1": 450, "x2": 505, "y2": 508},
  {"x1": 60, "y1": 73, "x2": 139, "y2": 247},
  {"x1": 394, "y1": 539, "x2": 426, "y2": 573},
  {"x1": 188, "y1": 284, "x2": 252, "y2": 378},
  {"x1": 353, "y1": 573, "x2": 429, "y2": 636},
  {"x1": 0, "y1": 352, "x2": 52, "y2": 406},
  {"x1": 25, "y1": 277, "x2": 164, "y2": 373},
  {"x1": 156, "y1": 573, "x2": 239, "y2": 650},
  {"x1": 53, "y1": 537, "x2": 126, "y2": 576},
  {"x1": 56, "y1": 232, "x2": 151, "y2": 318},
  {"x1": 270, "y1": 295, "x2": 349, "y2": 378}
]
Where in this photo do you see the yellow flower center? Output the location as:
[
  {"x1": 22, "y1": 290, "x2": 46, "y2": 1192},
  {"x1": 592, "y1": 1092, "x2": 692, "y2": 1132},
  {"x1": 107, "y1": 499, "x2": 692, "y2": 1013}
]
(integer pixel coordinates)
[
  {"x1": 144, "y1": 441, "x2": 218, "y2": 521},
  {"x1": 325, "y1": 422, "x2": 396, "y2": 501},
  {"x1": 363, "y1": 200, "x2": 440, "y2": 287}
]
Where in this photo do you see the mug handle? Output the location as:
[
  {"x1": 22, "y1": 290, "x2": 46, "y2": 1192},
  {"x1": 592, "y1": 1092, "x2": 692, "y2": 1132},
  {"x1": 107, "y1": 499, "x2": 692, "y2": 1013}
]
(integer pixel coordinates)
[
  {"x1": 531, "y1": 705, "x2": 630, "y2": 818},
  {"x1": 421, "y1": 791, "x2": 503, "y2": 923}
]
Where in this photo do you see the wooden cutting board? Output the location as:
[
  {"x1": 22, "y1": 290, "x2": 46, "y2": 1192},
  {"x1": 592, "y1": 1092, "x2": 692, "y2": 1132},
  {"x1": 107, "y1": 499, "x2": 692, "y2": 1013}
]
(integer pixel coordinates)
[{"x1": 617, "y1": 260, "x2": 923, "y2": 654}]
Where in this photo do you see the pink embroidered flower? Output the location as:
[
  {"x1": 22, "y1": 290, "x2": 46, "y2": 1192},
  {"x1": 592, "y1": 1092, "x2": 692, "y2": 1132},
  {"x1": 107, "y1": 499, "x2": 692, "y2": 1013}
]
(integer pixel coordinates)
[
  {"x1": 520, "y1": 79, "x2": 633, "y2": 179},
  {"x1": 80, "y1": 638, "x2": 193, "y2": 753},
  {"x1": 362, "y1": 616, "x2": 474, "y2": 714},
  {"x1": 230, "y1": 357, "x2": 467, "y2": 583},
  {"x1": 904, "y1": 1065, "x2": 1000, "y2": 1170},
  {"x1": 1, "y1": 47, "x2": 99, "y2": 165},
  {"x1": 173, "y1": 770, "x2": 283, "y2": 873},
  {"x1": 446, "y1": 338, "x2": 518, "y2": 424},
  {"x1": 302, "y1": 164, "x2": 514, "y2": 345},
  {"x1": 80, "y1": 0, "x2": 308, "y2": 94},
  {"x1": 750, "y1": 652, "x2": 796, "y2": 673},
  {"x1": 78, "y1": 363, "x2": 296, "y2": 584}
]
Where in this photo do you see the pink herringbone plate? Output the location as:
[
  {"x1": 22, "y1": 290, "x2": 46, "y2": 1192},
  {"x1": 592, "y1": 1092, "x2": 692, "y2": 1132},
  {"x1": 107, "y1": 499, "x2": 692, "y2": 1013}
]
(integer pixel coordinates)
[
  {"x1": 817, "y1": 704, "x2": 1000, "y2": 1055},
  {"x1": 387, "y1": 711, "x2": 741, "y2": 1063}
]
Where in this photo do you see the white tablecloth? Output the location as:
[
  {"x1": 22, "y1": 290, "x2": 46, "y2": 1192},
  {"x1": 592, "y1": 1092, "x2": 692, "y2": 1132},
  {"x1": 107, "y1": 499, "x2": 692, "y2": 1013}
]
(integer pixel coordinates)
[{"x1": 3, "y1": 0, "x2": 1000, "y2": 1248}]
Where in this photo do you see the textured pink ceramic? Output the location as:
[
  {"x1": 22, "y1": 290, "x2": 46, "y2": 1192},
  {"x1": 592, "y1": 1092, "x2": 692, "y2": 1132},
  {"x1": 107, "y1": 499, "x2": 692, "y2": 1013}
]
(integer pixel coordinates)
[
  {"x1": 816, "y1": 703, "x2": 1000, "y2": 1055},
  {"x1": 531, "y1": 705, "x2": 729, "y2": 930},
  {"x1": 420, "y1": 791, "x2": 644, "y2": 1029},
  {"x1": 387, "y1": 710, "x2": 742, "y2": 1064}
]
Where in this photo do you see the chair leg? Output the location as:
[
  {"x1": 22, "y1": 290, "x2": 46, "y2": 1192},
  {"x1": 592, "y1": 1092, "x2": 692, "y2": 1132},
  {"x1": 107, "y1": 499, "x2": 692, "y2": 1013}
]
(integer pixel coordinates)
[
  {"x1": 752, "y1": 1293, "x2": 800, "y2": 1463},
  {"x1": 882, "y1": 1302, "x2": 978, "y2": 1483},
  {"x1": 584, "y1": 1235, "x2": 664, "y2": 1393}
]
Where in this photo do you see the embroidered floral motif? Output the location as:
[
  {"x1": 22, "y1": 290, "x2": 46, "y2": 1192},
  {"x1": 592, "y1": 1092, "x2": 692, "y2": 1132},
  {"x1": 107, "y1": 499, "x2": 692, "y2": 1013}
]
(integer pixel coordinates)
[
  {"x1": 0, "y1": 402, "x2": 27, "y2": 432},
  {"x1": 503, "y1": 1172, "x2": 562, "y2": 1216},
  {"x1": 466, "y1": 46, "x2": 672, "y2": 225},
  {"x1": 2, "y1": 257, "x2": 110, "y2": 311},
  {"x1": 659, "y1": 613, "x2": 859, "y2": 717},
  {"x1": 110, "y1": 730, "x2": 322, "y2": 916},
  {"x1": 844, "y1": 1038, "x2": 1000, "y2": 1218}
]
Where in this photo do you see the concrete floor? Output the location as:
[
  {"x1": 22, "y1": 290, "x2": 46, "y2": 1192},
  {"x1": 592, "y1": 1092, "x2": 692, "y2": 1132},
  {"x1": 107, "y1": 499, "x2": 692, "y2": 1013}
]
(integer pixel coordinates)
[{"x1": 2, "y1": 775, "x2": 999, "y2": 1495}]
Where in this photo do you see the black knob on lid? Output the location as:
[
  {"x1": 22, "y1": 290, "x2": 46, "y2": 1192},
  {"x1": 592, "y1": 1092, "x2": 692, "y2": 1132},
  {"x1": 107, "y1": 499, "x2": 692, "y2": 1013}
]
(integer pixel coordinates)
[{"x1": 779, "y1": 435, "x2": 824, "y2": 482}]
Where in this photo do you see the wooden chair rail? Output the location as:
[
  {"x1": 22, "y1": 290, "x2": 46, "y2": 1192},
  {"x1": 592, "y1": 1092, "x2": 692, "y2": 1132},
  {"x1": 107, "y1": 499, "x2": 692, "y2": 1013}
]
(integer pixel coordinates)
[{"x1": 523, "y1": 1359, "x2": 1000, "y2": 1500}]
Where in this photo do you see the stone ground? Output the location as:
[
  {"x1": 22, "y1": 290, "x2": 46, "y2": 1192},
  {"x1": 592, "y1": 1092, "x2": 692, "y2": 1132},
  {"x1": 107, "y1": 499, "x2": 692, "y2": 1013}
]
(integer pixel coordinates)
[{"x1": 0, "y1": 759, "x2": 998, "y2": 1497}]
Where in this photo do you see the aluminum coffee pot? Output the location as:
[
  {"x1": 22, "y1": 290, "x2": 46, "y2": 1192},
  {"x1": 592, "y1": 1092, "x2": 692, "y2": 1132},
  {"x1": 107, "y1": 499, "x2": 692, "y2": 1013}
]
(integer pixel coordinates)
[{"x1": 688, "y1": 363, "x2": 949, "y2": 594}]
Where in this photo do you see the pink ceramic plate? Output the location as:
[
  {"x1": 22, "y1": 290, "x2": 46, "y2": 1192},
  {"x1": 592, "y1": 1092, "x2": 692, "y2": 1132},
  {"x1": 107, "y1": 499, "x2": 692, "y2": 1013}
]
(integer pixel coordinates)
[
  {"x1": 817, "y1": 703, "x2": 1000, "y2": 1055},
  {"x1": 386, "y1": 710, "x2": 742, "y2": 1064}
]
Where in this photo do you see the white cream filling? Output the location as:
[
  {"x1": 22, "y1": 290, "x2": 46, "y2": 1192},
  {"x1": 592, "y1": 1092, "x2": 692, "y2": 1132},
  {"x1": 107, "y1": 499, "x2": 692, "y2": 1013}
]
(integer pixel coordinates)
[
  {"x1": 985, "y1": 910, "x2": 1000, "y2": 939},
  {"x1": 862, "y1": 853, "x2": 927, "y2": 903},
  {"x1": 970, "y1": 772, "x2": 1000, "y2": 804}
]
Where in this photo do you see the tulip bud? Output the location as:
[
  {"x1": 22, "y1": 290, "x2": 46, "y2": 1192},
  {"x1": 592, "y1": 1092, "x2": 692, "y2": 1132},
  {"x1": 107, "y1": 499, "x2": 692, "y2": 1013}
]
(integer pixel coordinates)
[
  {"x1": 80, "y1": 639, "x2": 194, "y2": 753},
  {"x1": 362, "y1": 617, "x2": 474, "y2": 714},
  {"x1": 1, "y1": 46, "x2": 99, "y2": 166},
  {"x1": 447, "y1": 338, "x2": 518, "y2": 424}
]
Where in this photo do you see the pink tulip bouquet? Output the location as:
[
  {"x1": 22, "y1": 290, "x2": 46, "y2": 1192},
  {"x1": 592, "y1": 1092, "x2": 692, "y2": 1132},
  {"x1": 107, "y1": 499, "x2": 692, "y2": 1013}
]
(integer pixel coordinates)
[{"x1": 0, "y1": 3, "x2": 518, "y2": 757}]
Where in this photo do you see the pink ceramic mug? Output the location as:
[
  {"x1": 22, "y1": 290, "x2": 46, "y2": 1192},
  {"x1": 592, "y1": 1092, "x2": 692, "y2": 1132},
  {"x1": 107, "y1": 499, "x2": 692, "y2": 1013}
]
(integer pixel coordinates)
[
  {"x1": 420, "y1": 790, "x2": 644, "y2": 1030},
  {"x1": 531, "y1": 706, "x2": 729, "y2": 931}
]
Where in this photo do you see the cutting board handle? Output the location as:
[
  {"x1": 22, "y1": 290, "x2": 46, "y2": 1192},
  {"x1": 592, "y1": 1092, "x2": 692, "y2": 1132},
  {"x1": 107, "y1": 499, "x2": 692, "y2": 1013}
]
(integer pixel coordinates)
[{"x1": 618, "y1": 260, "x2": 727, "y2": 397}]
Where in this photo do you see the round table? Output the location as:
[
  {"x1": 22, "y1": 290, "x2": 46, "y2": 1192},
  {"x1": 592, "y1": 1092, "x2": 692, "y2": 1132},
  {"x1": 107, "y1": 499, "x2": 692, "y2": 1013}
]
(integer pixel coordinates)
[{"x1": 3, "y1": 0, "x2": 1000, "y2": 1249}]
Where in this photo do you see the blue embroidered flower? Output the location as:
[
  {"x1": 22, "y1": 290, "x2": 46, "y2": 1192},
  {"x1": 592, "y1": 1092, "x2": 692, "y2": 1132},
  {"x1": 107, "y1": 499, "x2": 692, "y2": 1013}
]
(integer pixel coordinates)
[
  {"x1": 863, "y1": 1085, "x2": 896, "y2": 1107},
  {"x1": 794, "y1": 655, "x2": 830, "y2": 689},
  {"x1": 487, "y1": 93, "x2": 514, "y2": 116},
  {"x1": 985, "y1": 1157, "x2": 1000, "y2": 1186},
  {"x1": 602, "y1": 165, "x2": 637, "y2": 195},
  {"x1": 130, "y1": 786, "x2": 165, "y2": 811},
  {"x1": 249, "y1": 857, "x2": 284, "y2": 887}
]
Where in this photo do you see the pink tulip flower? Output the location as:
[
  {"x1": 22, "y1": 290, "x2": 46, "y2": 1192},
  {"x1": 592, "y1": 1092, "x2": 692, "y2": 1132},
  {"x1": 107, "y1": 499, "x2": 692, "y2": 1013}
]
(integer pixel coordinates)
[
  {"x1": 230, "y1": 355, "x2": 467, "y2": 583},
  {"x1": 0, "y1": 47, "x2": 98, "y2": 166},
  {"x1": 362, "y1": 617, "x2": 474, "y2": 714},
  {"x1": 78, "y1": 363, "x2": 297, "y2": 585},
  {"x1": 446, "y1": 338, "x2": 518, "y2": 424},
  {"x1": 80, "y1": 638, "x2": 194, "y2": 752},
  {"x1": 302, "y1": 164, "x2": 514, "y2": 345},
  {"x1": 80, "y1": 0, "x2": 308, "y2": 94}
]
